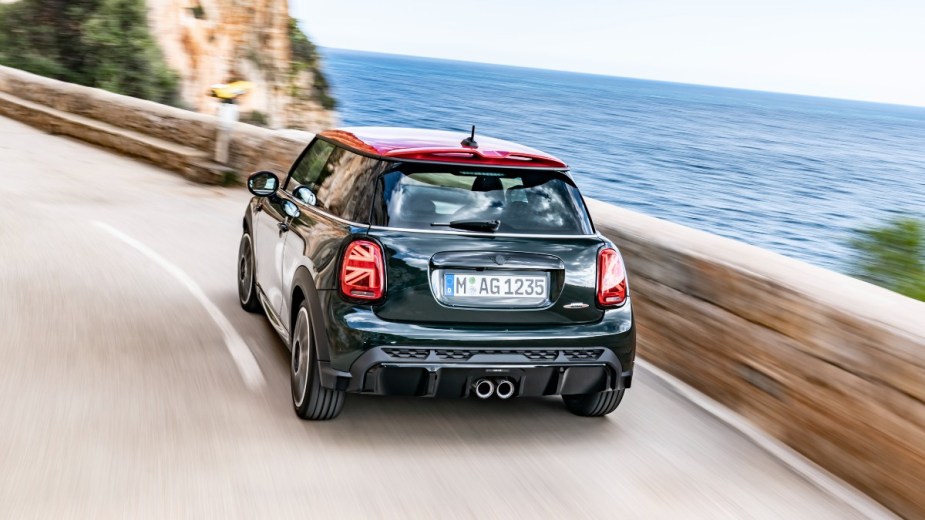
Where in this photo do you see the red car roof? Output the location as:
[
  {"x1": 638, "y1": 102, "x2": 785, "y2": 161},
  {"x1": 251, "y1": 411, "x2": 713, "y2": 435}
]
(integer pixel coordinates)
[{"x1": 318, "y1": 127, "x2": 568, "y2": 169}]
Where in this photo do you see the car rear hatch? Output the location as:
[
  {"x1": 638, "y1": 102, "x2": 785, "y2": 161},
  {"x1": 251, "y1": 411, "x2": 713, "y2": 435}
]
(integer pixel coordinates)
[
  {"x1": 367, "y1": 163, "x2": 604, "y2": 326},
  {"x1": 372, "y1": 231, "x2": 604, "y2": 325}
]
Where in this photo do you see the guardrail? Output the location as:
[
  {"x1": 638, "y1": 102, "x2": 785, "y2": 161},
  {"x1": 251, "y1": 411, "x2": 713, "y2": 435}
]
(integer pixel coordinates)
[{"x1": 2, "y1": 64, "x2": 924, "y2": 518}]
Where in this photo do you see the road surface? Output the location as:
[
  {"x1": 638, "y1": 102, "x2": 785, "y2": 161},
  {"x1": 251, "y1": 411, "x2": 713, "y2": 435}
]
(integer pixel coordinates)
[{"x1": 0, "y1": 116, "x2": 879, "y2": 518}]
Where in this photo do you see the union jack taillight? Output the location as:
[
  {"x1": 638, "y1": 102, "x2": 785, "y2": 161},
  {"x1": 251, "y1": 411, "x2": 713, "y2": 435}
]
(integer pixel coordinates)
[
  {"x1": 339, "y1": 240, "x2": 385, "y2": 301},
  {"x1": 596, "y1": 247, "x2": 627, "y2": 307}
]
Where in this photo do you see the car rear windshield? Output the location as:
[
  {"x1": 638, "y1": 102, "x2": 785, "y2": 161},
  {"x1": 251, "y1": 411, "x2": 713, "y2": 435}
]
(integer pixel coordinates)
[{"x1": 372, "y1": 165, "x2": 594, "y2": 235}]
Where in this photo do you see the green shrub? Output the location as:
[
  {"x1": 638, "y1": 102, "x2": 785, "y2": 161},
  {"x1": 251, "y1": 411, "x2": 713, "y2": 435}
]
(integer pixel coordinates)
[
  {"x1": 0, "y1": 0, "x2": 179, "y2": 105},
  {"x1": 189, "y1": 4, "x2": 206, "y2": 20},
  {"x1": 850, "y1": 217, "x2": 925, "y2": 301},
  {"x1": 288, "y1": 17, "x2": 335, "y2": 110},
  {"x1": 239, "y1": 110, "x2": 269, "y2": 127}
]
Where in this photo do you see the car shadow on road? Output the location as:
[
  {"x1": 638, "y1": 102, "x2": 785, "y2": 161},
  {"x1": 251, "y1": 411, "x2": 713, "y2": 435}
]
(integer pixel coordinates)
[
  {"x1": 299, "y1": 392, "x2": 627, "y2": 449},
  {"x1": 242, "y1": 307, "x2": 627, "y2": 448}
]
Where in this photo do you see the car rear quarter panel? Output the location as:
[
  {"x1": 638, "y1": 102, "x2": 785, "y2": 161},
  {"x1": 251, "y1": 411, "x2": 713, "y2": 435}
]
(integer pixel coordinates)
[{"x1": 279, "y1": 199, "x2": 368, "y2": 343}]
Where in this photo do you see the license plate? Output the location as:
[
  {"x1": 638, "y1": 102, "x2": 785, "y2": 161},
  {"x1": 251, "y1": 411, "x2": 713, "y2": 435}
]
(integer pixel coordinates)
[{"x1": 443, "y1": 273, "x2": 547, "y2": 299}]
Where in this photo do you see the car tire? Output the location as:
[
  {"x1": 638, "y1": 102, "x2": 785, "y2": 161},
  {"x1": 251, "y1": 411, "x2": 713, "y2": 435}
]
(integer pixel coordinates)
[
  {"x1": 562, "y1": 389, "x2": 624, "y2": 417},
  {"x1": 291, "y1": 302, "x2": 344, "y2": 420},
  {"x1": 237, "y1": 232, "x2": 261, "y2": 313}
]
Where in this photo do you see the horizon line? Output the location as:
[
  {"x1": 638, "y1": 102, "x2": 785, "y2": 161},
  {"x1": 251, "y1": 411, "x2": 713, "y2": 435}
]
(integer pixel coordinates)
[{"x1": 320, "y1": 46, "x2": 925, "y2": 111}]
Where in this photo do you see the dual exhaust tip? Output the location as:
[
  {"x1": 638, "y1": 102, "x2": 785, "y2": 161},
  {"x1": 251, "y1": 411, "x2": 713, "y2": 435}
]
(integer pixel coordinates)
[{"x1": 473, "y1": 378, "x2": 516, "y2": 400}]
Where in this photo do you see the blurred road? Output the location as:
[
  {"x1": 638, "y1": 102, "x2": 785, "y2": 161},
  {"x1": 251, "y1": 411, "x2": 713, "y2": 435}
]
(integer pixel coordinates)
[{"x1": 0, "y1": 116, "x2": 878, "y2": 518}]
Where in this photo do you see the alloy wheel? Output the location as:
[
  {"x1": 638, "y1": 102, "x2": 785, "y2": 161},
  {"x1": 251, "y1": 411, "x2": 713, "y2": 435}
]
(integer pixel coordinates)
[{"x1": 291, "y1": 307, "x2": 311, "y2": 407}]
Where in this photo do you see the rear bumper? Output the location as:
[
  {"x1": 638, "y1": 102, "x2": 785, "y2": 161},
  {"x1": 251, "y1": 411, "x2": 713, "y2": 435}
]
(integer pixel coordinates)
[
  {"x1": 315, "y1": 291, "x2": 636, "y2": 396},
  {"x1": 343, "y1": 347, "x2": 631, "y2": 397}
]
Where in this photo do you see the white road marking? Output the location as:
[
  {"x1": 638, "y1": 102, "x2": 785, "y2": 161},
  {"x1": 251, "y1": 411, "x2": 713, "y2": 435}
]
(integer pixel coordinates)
[
  {"x1": 93, "y1": 221, "x2": 265, "y2": 391},
  {"x1": 636, "y1": 359, "x2": 899, "y2": 520}
]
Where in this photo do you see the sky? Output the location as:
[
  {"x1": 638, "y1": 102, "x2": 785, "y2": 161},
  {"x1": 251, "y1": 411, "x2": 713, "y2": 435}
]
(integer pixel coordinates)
[{"x1": 291, "y1": 0, "x2": 925, "y2": 107}]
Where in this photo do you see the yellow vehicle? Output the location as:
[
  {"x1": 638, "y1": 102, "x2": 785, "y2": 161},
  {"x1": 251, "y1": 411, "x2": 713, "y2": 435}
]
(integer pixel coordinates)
[{"x1": 209, "y1": 81, "x2": 254, "y2": 101}]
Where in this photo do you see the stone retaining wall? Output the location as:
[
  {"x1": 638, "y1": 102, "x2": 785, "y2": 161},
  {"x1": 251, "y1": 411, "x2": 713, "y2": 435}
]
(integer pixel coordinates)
[
  {"x1": 226, "y1": 124, "x2": 310, "y2": 177},
  {"x1": 587, "y1": 199, "x2": 925, "y2": 519},
  {"x1": 3, "y1": 65, "x2": 924, "y2": 517},
  {"x1": 0, "y1": 66, "x2": 217, "y2": 150},
  {"x1": 0, "y1": 66, "x2": 311, "y2": 178}
]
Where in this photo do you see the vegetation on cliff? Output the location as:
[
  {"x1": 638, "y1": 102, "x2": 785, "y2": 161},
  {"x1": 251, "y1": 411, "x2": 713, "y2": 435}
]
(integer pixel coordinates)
[
  {"x1": 289, "y1": 17, "x2": 335, "y2": 110},
  {"x1": 0, "y1": 0, "x2": 180, "y2": 105},
  {"x1": 851, "y1": 217, "x2": 925, "y2": 301}
]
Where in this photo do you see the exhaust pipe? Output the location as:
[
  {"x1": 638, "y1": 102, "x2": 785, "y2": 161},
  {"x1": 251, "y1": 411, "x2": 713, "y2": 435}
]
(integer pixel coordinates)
[
  {"x1": 473, "y1": 378, "x2": 495, "y2": 399},
  {"x1": 495, "y1": 379, "x2": 516, "y2": 400}
]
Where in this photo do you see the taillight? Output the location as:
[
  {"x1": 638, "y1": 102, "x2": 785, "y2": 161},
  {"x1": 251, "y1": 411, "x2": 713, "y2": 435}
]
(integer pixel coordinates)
[
  {"x1": 596, "y1": 247, "x2": 627, "y2": 307},
  {"x1": 339, "y1": 240, "x2": 385, "y2": 301}
]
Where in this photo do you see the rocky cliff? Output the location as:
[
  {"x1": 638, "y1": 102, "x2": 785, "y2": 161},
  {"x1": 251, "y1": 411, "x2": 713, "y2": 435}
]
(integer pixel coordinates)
[{"x1": 145, "y1": 0, "x2": 335, "y2": 130}]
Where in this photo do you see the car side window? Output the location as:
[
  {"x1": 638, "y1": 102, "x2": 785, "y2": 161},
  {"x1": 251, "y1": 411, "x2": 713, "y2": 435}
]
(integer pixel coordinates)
[
  {"x1": 288, "y1": 139, "x2": 335, "y2": 191},
  {"x1": 346, "y1": 158, "x2": 386, "y2": 223},
  {"x1": 288, "y1": 141, "x2": 386, "y2": 223}
]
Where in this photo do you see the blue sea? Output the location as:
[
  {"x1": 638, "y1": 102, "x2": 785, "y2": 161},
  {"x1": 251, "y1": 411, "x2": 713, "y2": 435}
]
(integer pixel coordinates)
[{"x1": 320, "y1": 48, "x2": 925, "y2": 272}]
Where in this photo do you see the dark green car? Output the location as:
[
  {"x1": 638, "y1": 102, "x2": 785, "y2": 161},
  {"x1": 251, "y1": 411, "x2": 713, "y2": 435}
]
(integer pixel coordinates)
[{"x1": 238, "y1": 127, "x2": 635, "y2": 420}]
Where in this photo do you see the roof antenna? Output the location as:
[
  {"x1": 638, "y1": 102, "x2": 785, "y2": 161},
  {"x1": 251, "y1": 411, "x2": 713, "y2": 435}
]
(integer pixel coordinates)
[{"x1": 460, "y1": 125, "x2": 478, "y2": 148}]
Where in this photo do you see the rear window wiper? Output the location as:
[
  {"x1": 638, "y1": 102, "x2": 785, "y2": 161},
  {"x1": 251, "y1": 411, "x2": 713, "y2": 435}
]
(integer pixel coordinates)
[{"x1": 431, "y1": 219, "x2": 501, "y2": 232}]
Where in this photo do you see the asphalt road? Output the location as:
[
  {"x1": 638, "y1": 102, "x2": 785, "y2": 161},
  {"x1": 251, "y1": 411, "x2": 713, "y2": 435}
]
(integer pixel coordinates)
[{"x1": 0, "y1": 116, "x2": 879, "y2": 518}]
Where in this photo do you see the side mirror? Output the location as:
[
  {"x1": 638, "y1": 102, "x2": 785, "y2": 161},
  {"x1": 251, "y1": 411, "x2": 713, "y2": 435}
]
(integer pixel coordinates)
[
  {"x1": 247, "y1": 171, "x2": 279, "y2": 197},
  {"x1": 282, "y1": 200, "x2": 301, "y2": 219},
  {"x1": 292, "y1": 185, "x2": 317, "y2": 206}
]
